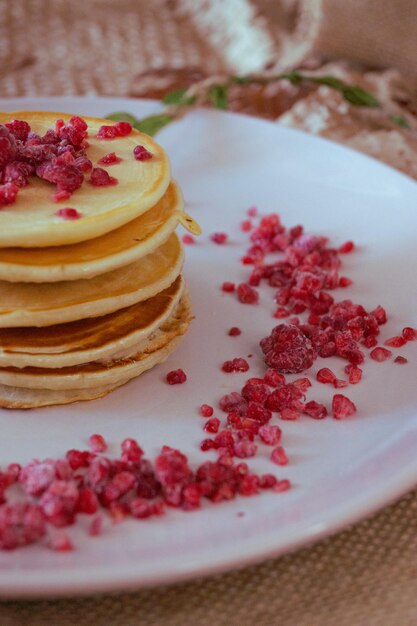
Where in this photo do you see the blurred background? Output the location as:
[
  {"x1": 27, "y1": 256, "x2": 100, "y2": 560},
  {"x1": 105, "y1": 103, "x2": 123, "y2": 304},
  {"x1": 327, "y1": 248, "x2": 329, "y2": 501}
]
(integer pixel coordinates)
[{"x1": 1, "y1": 0, "x2": 416, "y2": 178}]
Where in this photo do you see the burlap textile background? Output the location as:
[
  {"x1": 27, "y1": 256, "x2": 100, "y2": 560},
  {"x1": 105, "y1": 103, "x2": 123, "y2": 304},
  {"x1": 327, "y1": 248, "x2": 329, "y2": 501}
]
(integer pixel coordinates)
[{"x1": 0, "y1": 1, "x2": 416, "y2": 624}]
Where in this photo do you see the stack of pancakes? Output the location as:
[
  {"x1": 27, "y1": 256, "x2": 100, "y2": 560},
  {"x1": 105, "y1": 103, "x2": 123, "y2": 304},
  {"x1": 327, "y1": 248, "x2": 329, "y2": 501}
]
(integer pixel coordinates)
[{"x1": 0, "y1": 112, "x2": 200, "y2": 409}]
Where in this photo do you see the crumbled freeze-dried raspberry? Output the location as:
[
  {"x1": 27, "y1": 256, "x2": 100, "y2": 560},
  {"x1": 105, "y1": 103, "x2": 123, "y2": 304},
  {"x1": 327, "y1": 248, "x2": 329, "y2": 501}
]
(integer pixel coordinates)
[
  {"x1": 77, "y1": 487, "x2": 99, "y2": 515},
  {"x1": 90, "y1": 167, "x2": 118, "y2": 187},
  {"x1": 228, "y1": 326, "x2": 242, "y2": 336},
  {"x1": 370, "y1": 347, "x2": 392, "y2": 362},
  {"x1": 97, "y1": 125, "x2": 119, "y2": 140},
  {"x1": 98, "y1": 152, "x2": 122, "y2": 165},
  {"x1": 0, "y1": 503, "x2": 46, "y2": 550},
  {"x1": 19, "y1": 459, "x2": 57, "y2": 496},
  {"x1": 339, "y1": 277, "x2": 353, "y2": 288},
  {"x1": 200, "y1": 404, "x2": 214, "y2": 417},
  {"x1": 88, "y1": 434, "x2": 108, "y2": 453},
  {"x1": 247, "y1": 206, "x2": 258, "y2": 217},
  {"x1": 260, "y1": 324, "x2": 317, "y2": 373},
  {"x1": 2, "y1": 161, "x2": 32, "y2": 187},
  {"x1": 121, "y1": 438, "x2": 143, "y2": 462},
  {"x1": 133, "y1": 145, "x2": 153, "y2": 161},
  {"x1": 241, "y1": 220, "x2": 252, "y2": 232},
  {"x1": 303, "y1": 401, "x2": 328, "y2": 419},
  {"x1": 338, "y1": 241, "x2": 355, "y2": 253},
  {"x1": 394, "y1": 356, "x2": 408, "y2": 364},
  {"x1": 219, "y1": 391, "x2": 248, "y2": 415},
  {"x1": 221, "y1": 281, "x2": 235, "y2": 293},
  {"x1": 49, "y1": 532, "x2": 74, "y2": 552},
  {"x1": 182, "y1": 234, "x2": 195, "y2": 245},
  {"x1": 222, "y1": 358, "x2": 249, "y2": 373},
  {"x1": 273, "y1": 479, "x2": 291, "y2": 493},
  {"x1": 384, "y1": 336, "x2": 406, "y2": 348},
  {"x1": 0, "y1": 126, "x2": 17, "y2": 168},
  {"x1": 316, "y1": 367, "x2": 336, "y2": 384},
  {"x1": 55, "y1": 207, "x2": 82, "y2": 220},
  {"x1": 114, "y1": 121, "x2": 132, "y2": 136},
  {"x1": 258, "y1": 424, "x2": 282, "y2": 445},
  {"x1": 402, "y1": 327, "x2": 417, "y2": 341},
  {"x1": 264, "y1": 369, "x2": 286, "y2": 387},
  {"x1": 89, "y1": 515, "x2": 103, "y2": 536},
  {"x1": 210, "y1": 232, "x2": 228, "y2": 244},
  {"x1": 332, "y1": 394, "x2": 356, "y2": 419},
  {"x1": 270, "y1": 446, "x2": 288, "y2": 466},
  {"x1": 333, "y1": 378, "x2": 348, "y2": 389},
  {"x1": 166, "y1": 368, "x2": 187, "y2": 385},
  {"x1": 344, "y1": 364, "x2": 362, "y2": 384},
  {"x1": 204, "y1": 418, "x2": 221, "y2": 434},
  {"x1": 237, "y1": 283, "x2": 259, "y2": 304},
  {"x1": 0, "y1": 182, "x2": 19, "y2": 207},
  {"x1": 39, "y1": 479, "x2": 79, "y2": 527},
  {"x1": 280, "y1": 408, "x2": 300, "y2": 420},
  {"x1": 5, "y1": 119, "x2": 31, "y2": 141}
]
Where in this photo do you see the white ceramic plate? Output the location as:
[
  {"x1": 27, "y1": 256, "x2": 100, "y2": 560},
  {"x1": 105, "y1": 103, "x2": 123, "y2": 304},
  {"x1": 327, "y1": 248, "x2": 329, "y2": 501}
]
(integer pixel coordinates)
[{"x1": 0, "y1": 97, "x2": 416, "y2": 598}]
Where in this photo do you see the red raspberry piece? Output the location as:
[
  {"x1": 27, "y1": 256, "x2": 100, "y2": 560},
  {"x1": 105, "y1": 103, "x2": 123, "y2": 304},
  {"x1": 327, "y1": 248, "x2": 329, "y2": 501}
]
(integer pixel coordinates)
[
  {"x1": 247, "y1": 206, "x2": 258, "y2": 217},
  {"x1": 270, "y1": 446, "x2": 288, "y2": 466},
  {"x1": 370, "y1": 347, "x2": 392, "y2": 362},
  {"x1": 49, "y1": 532, "x2": 74, "y2": 552},
  {"x1": 384, "y1": 336, "x2": 406, "y2": 348},
  {"x1": 264, "y1": 369, "x2": 286, "y2": 387},
  {"x1": 394, "y1": 356, "x2": 408, "y2": 364},
  {"x1": 55, "y1": 207, "x2": 82, "y2": 220},
  {"x1": 333, "y1": 378, "x2": 348, "y2": 389},
  {"x1": 200, "y1": 438, "x2": 215, "y2": 451},
  {"x1": 0, "y1": 126, "x2": 17, "y2": 168},
  {"x1": 89, "y1": 515, "x2": 104, "y2": 536},
  {"x1": 133, "y1": 145, "x2": 153, "y2": 161},
  {"x1": 182, "y1": 234, "x2": 195, "y2": 245},
  {"x1": 97, "y1": 125, "x2": 119, "y2": 139},
  {"x1": 204, "y1": 418, "x2": 221, "y2": 434},
  {"x1": 273, "y1": 479, "x2": 291, "y2": 493},
  {"x1": 344, "y1": 364, "x2": 362, "y2": 384},
  {"x1": 303, "y1": 401, "x2": 328, "y2": 419},
  {"x1": 2, "y1": 161, "x2": 32, "y2": 187},
  {"x1": 90, "y1": 167, "x2": 118, "y2": 187},
  {"x1": 260, "y1": 324, "x2": 317, "y2": 373},
  {"x1": 280, "y1": 408, "x2": 300, "y2": 420},
  {"x1": 402, "y1": 327, "x2": 417, "y2": 341},
  {"x1": 0, "y1": 503, "x2": 46, "y2": 550},
  {"x1": 221, "y1": 281, "x2": 235, "y2": 293},
  {"x1": 338, "y1": 241, "x2": 355, "y2": 253},
  {"x1": 316, "y1": 367, "x2": 336, "y2": 384},
  {"x1": 210, "y1": 232, "x2": 228, "y2": 244},
  {"x1": 332, "y1": 394, "x2": 356, "y2": 419},
  {"x1": 98, "y1": 152, "x2": 122, "y2": 165},
  {"x1": 166, "y1": 368, "x2": 187, "y2": 384},
  {"x1": 88, "y1": 434, "x2": 108, "y2": 453},
  {"x1": 339, "y1": 277, "x2": 353, "y2": 288},
  {"x1": 233, "y1": 440, "x2": 257, "y2": 459},
  {"x1": 114, "y1": 121, "x2": 132, "y2": 136},
  {"x1": 228, "y1": 326, "x2": 242, "y2": 336},
  {"x1": 5, "y1": 119, "x2": 31, "y2": 141},
  {"x1": 121, "y1": 438, "x2": 143, "y2": 462},
  {"x1": 77, "y1": 488, "x2": 99, "y2": 515},
  {"x1": 200, "y1": 404, "x2": 214, "y2": 417},
  {"x1": 237, "y1": 283, "x2": 259, "y2": 304},
  {"x1": 241, "y1": 219, "x2": 252, "y2": 232},
  {"x1": 0, "y1": 182, "x2": 19, "y2": 207},
  {"x1": 258, "y1": 424, "x2": 282, "y2": 445},
  {"x1": 222, "y1": 358, "x2": 249, "y2": 373}
]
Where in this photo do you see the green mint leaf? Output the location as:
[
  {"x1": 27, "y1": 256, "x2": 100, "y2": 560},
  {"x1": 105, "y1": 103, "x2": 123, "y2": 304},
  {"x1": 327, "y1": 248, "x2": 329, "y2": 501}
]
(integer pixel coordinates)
[
  {"x1": 105, "y1": 112, "x2": 139, "y2": 124},
  {"x1": 278, "y1": 71, "x2": 303, "y2": 85},
  {"x1": 162, "y1": 89, "x2": 197, "y2": 106},
  {"x1": 389, "y1": 114, "x2": 410, "y2": 129},
  {"x1": 309, "y1": 75, "x2": 346, "y2": 90},
  {"x1": 208, "y1": 84, "x2": 229, "y2": 109},
  {"x1": 135, "y1": 114, "x2": 173, "y2": 136},
  {"x1": 341, "y1": 85, "x2": 380, "y2": 107},
  {"x1": 232, "y1": 75, "x2": 252, "y2": 85}
]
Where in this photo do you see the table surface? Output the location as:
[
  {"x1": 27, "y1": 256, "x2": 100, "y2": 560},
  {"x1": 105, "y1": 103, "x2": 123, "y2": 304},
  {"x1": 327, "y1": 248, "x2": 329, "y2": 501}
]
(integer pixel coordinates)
[{"x1": 0, "y1": 2, "x2": 416, "y2": 624}]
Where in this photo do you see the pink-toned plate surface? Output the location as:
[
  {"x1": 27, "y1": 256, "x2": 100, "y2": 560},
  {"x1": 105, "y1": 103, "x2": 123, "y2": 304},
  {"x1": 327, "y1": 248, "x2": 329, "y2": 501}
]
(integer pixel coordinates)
[{"x1": 0, "y1": 97, "x2": 416, "y2": 598}]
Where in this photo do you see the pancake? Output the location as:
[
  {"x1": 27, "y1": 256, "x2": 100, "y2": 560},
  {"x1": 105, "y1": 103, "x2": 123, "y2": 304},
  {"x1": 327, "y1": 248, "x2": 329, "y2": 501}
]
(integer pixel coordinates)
[
  {"x1": 0, "y1": 290, "x2": 192, "y2": 402},
  {"x1": 0, "y1": 275, "x2": 184, "y2": 368},
  {"x1": 0, "y1": 181, "x2": 200, "y2": 283},
  {"x1": 0, "y1": 233, "x2": 184, "y2": 328},
  {"x1": 0, "y1": 111, "x2": 170, "y2": 248}
]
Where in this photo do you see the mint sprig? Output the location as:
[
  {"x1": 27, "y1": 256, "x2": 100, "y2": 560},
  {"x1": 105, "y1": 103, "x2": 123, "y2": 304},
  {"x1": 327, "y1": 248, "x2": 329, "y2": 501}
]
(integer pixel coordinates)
[{"x1": 106, "y1": 71, "x2": 410, "y2": 136}]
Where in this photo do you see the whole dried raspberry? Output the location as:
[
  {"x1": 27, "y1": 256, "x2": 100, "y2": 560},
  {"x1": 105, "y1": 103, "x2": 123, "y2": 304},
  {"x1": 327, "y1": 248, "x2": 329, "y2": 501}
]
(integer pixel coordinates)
[{"x1": 260, "y1": 324, "x2": 317, "y2": 373}]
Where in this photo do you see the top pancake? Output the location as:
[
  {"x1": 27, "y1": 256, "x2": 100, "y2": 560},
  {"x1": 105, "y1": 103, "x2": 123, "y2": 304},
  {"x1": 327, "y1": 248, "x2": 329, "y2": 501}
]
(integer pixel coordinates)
[{"x1": 0, "y1": 111, "x2": 170, "y2": 248}]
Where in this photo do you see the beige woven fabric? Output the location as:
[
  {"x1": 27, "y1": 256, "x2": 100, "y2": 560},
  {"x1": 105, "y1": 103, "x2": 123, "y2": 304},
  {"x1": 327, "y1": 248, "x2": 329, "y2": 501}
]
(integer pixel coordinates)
[
  {"x1": 0, "y1": 489, "x2": 416, "y2": 625},
  {"x1": 0, "y1": 1, "x2": 417, "y2": 623}
]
